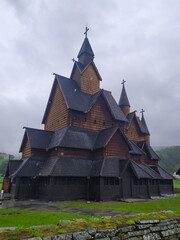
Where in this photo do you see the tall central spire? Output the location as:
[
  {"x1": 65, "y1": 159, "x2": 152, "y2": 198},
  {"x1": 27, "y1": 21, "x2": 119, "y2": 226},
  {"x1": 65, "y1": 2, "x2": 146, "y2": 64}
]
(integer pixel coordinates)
[{"x1": 77, "y1": 27, "x2": 94, "y2": 66}]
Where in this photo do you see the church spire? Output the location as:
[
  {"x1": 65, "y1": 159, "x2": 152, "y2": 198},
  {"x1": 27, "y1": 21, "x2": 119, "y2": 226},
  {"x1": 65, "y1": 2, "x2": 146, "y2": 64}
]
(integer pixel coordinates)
[
  {"x1": 119, "y1": 80, "x2": 130, "y2": 116},
  {"x1": 140, "y1": 109, "x2": 150, "y2": 136},
  {"x1": 77, "y1": 27, "x2": 94, "y2": 66}
]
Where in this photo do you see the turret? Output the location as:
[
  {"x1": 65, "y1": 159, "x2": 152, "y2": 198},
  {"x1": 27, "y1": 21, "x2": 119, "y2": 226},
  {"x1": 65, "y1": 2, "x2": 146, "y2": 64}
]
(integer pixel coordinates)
[{"x1": 119, "y1": 80, "x2": 130, "y2": 116}]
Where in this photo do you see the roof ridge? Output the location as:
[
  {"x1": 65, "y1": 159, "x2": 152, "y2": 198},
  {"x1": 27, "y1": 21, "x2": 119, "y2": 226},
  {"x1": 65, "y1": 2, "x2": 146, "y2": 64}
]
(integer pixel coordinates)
[
  {"x1": 135, "y1": 160, "x2": 161, "y2": 178},
  {"x1": 130, "y1": 160, "x2": 154, "y2": 179},
  {"x1": 129, "y1": 140, "x2": 146, "y2": 155},
  {"x1": 100, "y1": 157, "x2": 106, "y2": 176},
  {"x1": 49, "y1": 157, "x2": 60, "y2": 176},
  {"x1": 12, "y1": 157, "x2": 30, "y2": 177},
  {"x1": 25, "y1": 127, "x2": 54, "y2": 133}
]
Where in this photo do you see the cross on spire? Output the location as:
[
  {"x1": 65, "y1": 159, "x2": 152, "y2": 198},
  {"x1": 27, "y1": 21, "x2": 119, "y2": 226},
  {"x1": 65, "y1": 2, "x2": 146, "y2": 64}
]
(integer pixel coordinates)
[
  {"x1": 121, "y1": 79, "x2": 126, "y2": 85},
  {"x1": 140, "y1": 109, "x2": 145, "y2": 114},
  {"x1": 84, "y1": 25, "x2": 89, "y2": 38}
]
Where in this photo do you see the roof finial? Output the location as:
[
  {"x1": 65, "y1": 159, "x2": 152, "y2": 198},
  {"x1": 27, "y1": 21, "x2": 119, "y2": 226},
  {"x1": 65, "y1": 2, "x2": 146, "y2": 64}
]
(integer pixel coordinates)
[
  {"x1": 121, "y1": 79, "x2": 126, "y2": 85},
  {"x1": 72, "y1": 58, "x2": 75, "y2": 62},
  {"x1": 84, "y1": 25, "x2": 89, "y2": 38},
  {"x1": 140, "y1": 109, "x2": 145, "y2": 115}
]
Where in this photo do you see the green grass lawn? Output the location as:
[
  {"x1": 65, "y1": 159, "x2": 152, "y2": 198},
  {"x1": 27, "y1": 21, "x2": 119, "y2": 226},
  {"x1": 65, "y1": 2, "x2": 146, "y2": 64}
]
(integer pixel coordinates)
[
  {"x1": 57, "y1": 194, "x2": 180, "y2": 214},
  {"x1": 1, "y1": 195, "x2": 180, "y2": 228},
  {"x1": 0, "y1": 177, "x2": 3, "y2": 191},
  {"x1": 174, "y1": 180, "x2": 180, "y2": 189},
  {"x1": 0, "y1": 196, "x2": 180, "y2": 240},
  {"x1": 0, "y1": 209, "x2": 90, "y2": 228}
]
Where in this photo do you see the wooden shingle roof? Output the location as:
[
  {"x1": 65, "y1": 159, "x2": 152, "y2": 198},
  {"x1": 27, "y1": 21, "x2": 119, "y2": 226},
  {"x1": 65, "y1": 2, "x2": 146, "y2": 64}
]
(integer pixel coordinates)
[{"x1": 42, "y1": 74, "x2": 127, "y2": 124}]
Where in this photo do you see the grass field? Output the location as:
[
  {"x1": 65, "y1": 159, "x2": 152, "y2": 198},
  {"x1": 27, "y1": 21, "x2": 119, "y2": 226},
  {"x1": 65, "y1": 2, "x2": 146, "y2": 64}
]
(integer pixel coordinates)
[
  {"x1": 0, "y1": 177, "x2": 3, "y2": 190},
  {"x1": 0, "y1": 195, "x2": 180, "y2": 239},
  {"x1": 0, "y1": 209, "x2": 90, "y2": 228},
  {"x1": 0, "y1": 195, "x2": 179, "y2": 228},
  {"x1": 57, "y1": 194, "x2": 180, "y2": 214},
  {"x1": 174, "y1": 179, "x2": 180, "y2": 189},
  {"x1": 0, "y1": 211, "x2": 179, "y2": 240}
]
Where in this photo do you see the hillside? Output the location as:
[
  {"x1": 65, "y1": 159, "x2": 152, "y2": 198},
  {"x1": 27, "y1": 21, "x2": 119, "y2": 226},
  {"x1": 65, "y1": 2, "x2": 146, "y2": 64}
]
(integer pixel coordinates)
[
  {"x1": 0, "y1": 158, "x2": 8, "y2": 176},
  {"x1": 156, "y1": 146, "x2": 180, "y2": 174}
]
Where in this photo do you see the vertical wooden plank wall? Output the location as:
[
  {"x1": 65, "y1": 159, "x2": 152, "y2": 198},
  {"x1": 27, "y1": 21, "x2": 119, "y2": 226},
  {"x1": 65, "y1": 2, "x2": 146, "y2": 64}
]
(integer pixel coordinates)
[{"x1": 45, "y1": 85, "x2": 68, "y2": 131}]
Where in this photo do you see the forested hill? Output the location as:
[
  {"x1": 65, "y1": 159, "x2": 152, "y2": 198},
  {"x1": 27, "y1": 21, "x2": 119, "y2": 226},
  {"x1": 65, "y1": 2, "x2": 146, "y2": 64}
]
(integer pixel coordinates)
[{"x1": 156, "y1": 146, "x2": 180, "y2": 174}]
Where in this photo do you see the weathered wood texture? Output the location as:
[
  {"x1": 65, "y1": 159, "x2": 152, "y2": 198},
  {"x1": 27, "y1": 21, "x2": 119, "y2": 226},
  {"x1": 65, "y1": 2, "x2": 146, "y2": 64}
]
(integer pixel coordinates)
[
  {"x1": 141, "y1": 154, "x2": 158, "y2": 166},
  {"x1": 72, "y1": 64, "x2": 100, "y2": 95},
  {"x1": 2, "y1": 177, "x2": 11, "y2": 193},
  {"x1": 80, "y1": 64, "x2": 100, "y2": 95},
  {"x1": 130, "y1": 155, "x2": 141, "y2": 162},
  {"x1": 49, "y1": 147, "x2": 93, "y2": 158},
  {"x1": 22, "y1": 139, "x2": 31, "y2": 158},
  {"x1": 44, "y1": 84, "x2": 68, "y2": 131},
  {"x1": 70, "y1": 95, "x2": 114, "y2": 131},
  {"x1": 105, "y1": 131, "x2": 129, "y2": 157},
  {"x1": 125, "y1": 117, "x2": 147, "y2": 142},
  {"x1": 31, "y1": 149, "x2": 48, "y2": 158},
  {"x1": 120, "y1": 106, "x2": 130, "y2": 116}
]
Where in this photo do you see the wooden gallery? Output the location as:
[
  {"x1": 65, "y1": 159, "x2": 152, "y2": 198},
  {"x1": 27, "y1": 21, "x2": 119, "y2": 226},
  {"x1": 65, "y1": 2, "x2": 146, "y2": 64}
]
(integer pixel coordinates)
[{"x1": 3, "y1": 30, "x2": 173, "y2": 201}]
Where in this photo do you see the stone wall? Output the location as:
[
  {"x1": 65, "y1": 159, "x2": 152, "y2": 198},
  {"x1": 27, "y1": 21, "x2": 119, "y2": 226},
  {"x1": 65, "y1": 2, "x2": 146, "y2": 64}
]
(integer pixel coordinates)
[{"x1": 26, "y1": 217, "x2": 180, "y2": 240}]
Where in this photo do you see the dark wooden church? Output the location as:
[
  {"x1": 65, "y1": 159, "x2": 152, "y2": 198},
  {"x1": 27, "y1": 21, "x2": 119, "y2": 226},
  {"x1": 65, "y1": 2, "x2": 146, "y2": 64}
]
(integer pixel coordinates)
[{"x1": 3, "y1": 29, "x2": 173, "y2": 201}]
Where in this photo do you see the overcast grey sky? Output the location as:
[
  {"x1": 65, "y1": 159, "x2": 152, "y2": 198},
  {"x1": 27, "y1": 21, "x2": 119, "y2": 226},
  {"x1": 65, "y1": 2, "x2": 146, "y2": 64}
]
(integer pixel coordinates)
[{"x1": 0, "y1": 0, "x2": 180, "y2": 155}]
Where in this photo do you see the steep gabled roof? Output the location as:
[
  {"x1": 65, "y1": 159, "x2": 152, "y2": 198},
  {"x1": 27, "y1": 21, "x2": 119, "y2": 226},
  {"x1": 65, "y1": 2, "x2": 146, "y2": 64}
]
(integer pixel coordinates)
[
  {"x1": 151, "y1": 166, "x2": 173, "y2": 180},
  {"x1": 126, "y1": 111, "x2": 150, "y2": 136},
  {"x1": 102, "y1": 90, "x2": 127, "y2": 122},
  {"x1": 128, "y1": 140, "x2": 146, "y2": 155},
  {"x1": 38, "y1": 156, "x2": 92, "y2": 177},
  {"x1": 20, "y1": 126, "x2": 132, "y2": 153},
  {"x1": 42, "y1": 75, "x2": 127, "y2": 124},
  {"x1": 126, "y1": 111, "x2": 136, "y2": 129},
  {"x1": 19, "y1": 127, "x2": 53, "y2": 152},
  {"x1": 70, "y1": 61, "x2": 102, "y2": 81},
  {"x1": 49, "y1": 126, "x2": 98, "y2": 151},
  {"x1": 12, "y1": 157, "x2": 44, "y2": 177},
  {"x1": 144, "y1": 144, "x2": 160, "y2": 161},
  {"x1": 130, "y1": 160, "x2": 162, "y2": 179},
  {"x1": 91, "y1": 158, "x2": 163, "y2": 179},
  {"x1": 5, "y1": 160, "x2": 23, "y2": 177},
  {"x1": 93, "y1": 127, "x2": 117, "y2": 150},
  {"x1": 119, "y1": 84, "x2": 130, "y2": 107},
  {"x1": 140, "y1": 113, "x2": 150, "y2": 135}
]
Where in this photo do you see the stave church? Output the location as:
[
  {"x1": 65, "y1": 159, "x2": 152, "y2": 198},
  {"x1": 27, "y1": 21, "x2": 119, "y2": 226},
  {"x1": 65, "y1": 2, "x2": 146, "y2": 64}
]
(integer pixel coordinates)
[{"x1": 3, "y1": 29, "x2": 173, "y2": 201}]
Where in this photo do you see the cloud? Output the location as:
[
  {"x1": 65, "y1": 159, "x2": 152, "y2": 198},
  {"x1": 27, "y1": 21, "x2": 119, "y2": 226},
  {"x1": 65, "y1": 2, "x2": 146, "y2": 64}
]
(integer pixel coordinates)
[{"x1": 0, "y1": 0, "x2": 180, "y2": 155}]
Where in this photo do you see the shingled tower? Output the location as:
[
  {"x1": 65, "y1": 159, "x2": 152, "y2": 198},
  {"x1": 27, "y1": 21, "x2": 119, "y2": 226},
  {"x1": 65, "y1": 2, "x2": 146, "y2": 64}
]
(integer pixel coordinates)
[{"x1": 3, "y1": 28, "x2": 173, "y2": 201}]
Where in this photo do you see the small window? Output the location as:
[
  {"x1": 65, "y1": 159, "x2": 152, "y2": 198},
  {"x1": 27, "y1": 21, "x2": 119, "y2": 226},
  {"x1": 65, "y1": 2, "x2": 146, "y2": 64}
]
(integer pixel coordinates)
[
  {"x1": 103, "y1": 121, "x2": 106, "y2": 126},
  {"x1": 83, "y1": 118, "x2": 87, "y2": 122},
  {"x1": 73, "y1": 116, "x2": 77, "y2": 120},
  {"x1": 94, "y1": 120, "x2": 96, "y2": 124}
]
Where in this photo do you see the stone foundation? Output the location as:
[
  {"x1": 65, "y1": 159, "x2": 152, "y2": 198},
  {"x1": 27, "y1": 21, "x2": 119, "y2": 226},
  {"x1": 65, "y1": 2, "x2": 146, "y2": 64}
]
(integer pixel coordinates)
[{"x1": 24, "y1": 217, "x2": 180, "y2": 240}]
